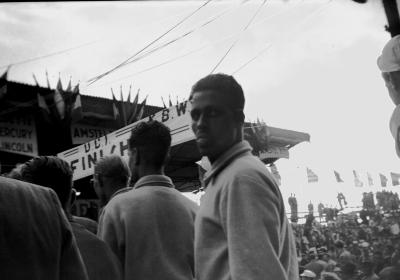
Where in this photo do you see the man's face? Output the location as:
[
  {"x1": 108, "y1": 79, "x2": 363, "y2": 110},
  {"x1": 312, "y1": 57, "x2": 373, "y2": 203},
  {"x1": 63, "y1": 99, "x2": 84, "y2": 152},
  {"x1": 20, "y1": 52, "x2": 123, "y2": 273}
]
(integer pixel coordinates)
[{"x1": 190, "y1": 90, "x2": 239, "y2": 163}]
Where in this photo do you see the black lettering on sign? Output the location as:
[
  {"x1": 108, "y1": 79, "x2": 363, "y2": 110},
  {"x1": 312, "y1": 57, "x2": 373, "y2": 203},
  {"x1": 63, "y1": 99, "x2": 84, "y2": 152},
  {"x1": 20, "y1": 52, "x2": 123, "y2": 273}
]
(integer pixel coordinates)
[
  {"x1": 119, "y1": 140, "x2": 129, "y2": 157},
  {"x1": 176, "y1": 101, "x2": 187, "y2": 116},
  {"x1": 81, "y1": 128, "x2": 89, "y2": 138},
  {"x1": 84, "y1": 143, "x2": 90, "y2": 153},
  {"x1": 94, "y1": 138, "x2": 101, "y2": 149},
  {"x1": 88, "y1": 152, "x2": 97, "y2": 169},
  {"x1": 100, "y1": 149, "x2": 104, "y2": 158},
  {"x1": 82, "y1": 157, "x2": 86, "y2": 170},
  {"x1": 73, "y1": 128, "x2": 80, "y2": 138},
  {"x1": 162, "y1": 109, "x2": 169, "y2": 122},
  {"x1": 110, "y1": 145, "x2": 116, "y2": 154},
  {"x1": 70, "y1": 159, "x2": 79, "y2": 172}
]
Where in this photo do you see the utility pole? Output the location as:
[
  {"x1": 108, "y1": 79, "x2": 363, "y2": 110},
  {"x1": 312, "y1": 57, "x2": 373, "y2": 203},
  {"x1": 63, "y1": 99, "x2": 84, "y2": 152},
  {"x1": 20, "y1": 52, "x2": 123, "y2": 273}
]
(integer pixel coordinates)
[{"x1": 382, "y1": 0, "x2": 400, "y2": 37}]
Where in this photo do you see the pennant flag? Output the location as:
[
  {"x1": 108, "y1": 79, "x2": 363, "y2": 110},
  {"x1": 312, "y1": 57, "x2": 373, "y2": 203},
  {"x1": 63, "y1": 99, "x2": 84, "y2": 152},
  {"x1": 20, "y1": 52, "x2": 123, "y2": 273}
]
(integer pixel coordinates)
[
  {"x1": 45, "y1": 70, "x2": 51, "y2": 88},
  {"x1": 120, "y1": 85, "x2": 127, "y2": 126},
  {"x1": 270, "y1": 163, "x2": 281, "y2": 186},
  {"x1": 169, "y1": 94, "x2": 173, "y2": 107},
  {"x1": 0, "y1": 67, "x2": 9, "y2": 100},
  {"x1": 136, "y1": 95, "x2": 148, "y2": 121},
  {"x1": 71, "y1": 84, "x2": 83, "y2": 122},
  {"x1": 367, "y1": 172, "x2": 374, "y2": 186},
  {"x1": 127, "y1": 89, "x2": 140, "y2": 124},
  {"x1": 54, "y1": 77, "x2": 65, "y2": 119},
  {"x1": 111, "y1": 88, "x2": 120, "y2": 121},
  {"x1": 127, "y1": 84, "x2": 132, "y2": 103},
  {"x1": 353, "y1": 170, "x2": 364, "y2": 187},
  {"x1": 380, "y1": 173, "x2": 388, "y2": 187},
  {"x1": 391, "y1": 172, "x2": 400, "y2": 186},
  {"x1": 161, "y1": 96, "x2": 167, "y2": 109},
  {"x1": 334, "y1": 170, "x2": 344, "y2": 183},
  {"x1": 66, "y1": 77, "x2": 72, "y2": 92},
  {"x1": 33, "y1": 73, "x2": 50, "y2": 115},
  {"x1": 307, "y1": 167, "x2": 318, "y2": 183}
]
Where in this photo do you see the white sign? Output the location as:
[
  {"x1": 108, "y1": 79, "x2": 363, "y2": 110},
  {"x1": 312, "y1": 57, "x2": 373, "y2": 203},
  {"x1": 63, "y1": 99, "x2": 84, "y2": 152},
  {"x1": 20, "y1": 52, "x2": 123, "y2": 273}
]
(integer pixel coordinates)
[
  {"x1": 58, "y1": 101, "x2": 194, "y2": 181},
  {"x1": 71, "y1": 124, "x2": 114, "y2": 144},
  {"x1": 0, "y1": 115, "x2": 38, "y2": 157}
]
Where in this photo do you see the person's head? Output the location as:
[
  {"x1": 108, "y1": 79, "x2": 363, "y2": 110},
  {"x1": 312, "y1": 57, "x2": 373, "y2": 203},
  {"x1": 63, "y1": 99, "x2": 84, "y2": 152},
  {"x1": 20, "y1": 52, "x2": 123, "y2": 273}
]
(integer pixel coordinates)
[
  {"x1": 378, "y1": 35, "x2": 400, "y2": 105},
  {"x1": 361, "y1": 260, "x2": 376, "y2": 275},
  {"x1": 321, "y1": 272, "x2": 341, "y2": 280},
  {"x1": 93, "y1": 155, "x2": 131, "y2": 206},
  {"x1": 189, "y1": 73, "x2": 245, "y2": 163},
  {"x1": 341, "y1": 262, "x2": 357, "y2": 278},
  {"x1": 300, "y1": 269, "x2": 316, "y2": 280},
  {"x1": 17, "y1": 156, "x2": 73, "y2": 210},
  {"x1": 128, "y1": 120, "x2": 171, "y2": 181}
]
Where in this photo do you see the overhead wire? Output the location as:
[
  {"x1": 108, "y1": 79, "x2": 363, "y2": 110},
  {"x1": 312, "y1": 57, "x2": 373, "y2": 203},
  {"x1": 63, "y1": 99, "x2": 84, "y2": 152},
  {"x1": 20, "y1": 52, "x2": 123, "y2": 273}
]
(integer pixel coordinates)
[
  {"x1": 88, "y1": 0, "x2": 302, "y2": 90},
  {"x1": 86, "y1": 0, "x2": 214, "y2": 86},
  {"x1": 0, "y1": 41, "x2": 99, "y2": 69},
  {"x1": 87, "y1": 0, "x2": 249, "y2": 89},
  {"x1": 0, "y1": 4, "x2": 208, "y2": 70},
  {"x1": 231, "y1": 0, "x2": 332, "y2": 76},
  {"x1": 210, "y1": 0, "x2": 267, "y2": 74}
]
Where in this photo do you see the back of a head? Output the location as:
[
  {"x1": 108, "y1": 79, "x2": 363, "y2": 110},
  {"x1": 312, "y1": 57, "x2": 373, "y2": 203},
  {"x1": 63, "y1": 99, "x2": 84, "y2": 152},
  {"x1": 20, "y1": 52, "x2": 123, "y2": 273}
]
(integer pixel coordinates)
[
  {"x1": 94, "y1": 155, "x2": 130, "y2": 186},
  {"x1": 19, "y1": 156, "x2": 73, "y2": 208},
  {"x1": 128, "y1": 120, "x2": 171, "y2": 167},
  {"x1": 189, "y1": 73, "x2": 245, "y2": 122}
]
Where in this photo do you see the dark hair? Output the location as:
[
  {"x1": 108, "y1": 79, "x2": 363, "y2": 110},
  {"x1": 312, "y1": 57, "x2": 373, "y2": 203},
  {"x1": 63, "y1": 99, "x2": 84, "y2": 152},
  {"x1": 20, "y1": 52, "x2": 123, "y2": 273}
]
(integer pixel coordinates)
[
  {"x1": 189, "y1": 73, "x2": 245, "y2": 115},
  {"x1": 94, "y1": 155, "x2": 130, "y2": 185},
  {"x1": 128, "y1": 120, "x2": 171, "y2": 167},
  {"x1": 19, "y1": 156, "x2": 72, "y2": 208}
]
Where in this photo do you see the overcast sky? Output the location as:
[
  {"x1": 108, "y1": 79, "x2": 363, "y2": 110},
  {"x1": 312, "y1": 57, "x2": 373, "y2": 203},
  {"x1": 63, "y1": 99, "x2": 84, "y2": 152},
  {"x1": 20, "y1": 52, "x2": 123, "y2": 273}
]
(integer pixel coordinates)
[{"x1": 0, "y1": 0, "x2": 397, "y2": 211}]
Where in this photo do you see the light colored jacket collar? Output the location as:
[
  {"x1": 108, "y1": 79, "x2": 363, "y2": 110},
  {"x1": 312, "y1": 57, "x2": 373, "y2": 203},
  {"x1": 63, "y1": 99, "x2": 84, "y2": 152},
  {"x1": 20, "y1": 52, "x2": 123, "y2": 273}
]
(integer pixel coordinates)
[
  {"x1": 133, "y1": 174, "x2": 174, "y2": 189},
  {"x1": 109, "y1": 186, "x2": 133, "y2": 201},
  {"x1": 203, "y1": 140, "x2": 252, "y2": 186}
]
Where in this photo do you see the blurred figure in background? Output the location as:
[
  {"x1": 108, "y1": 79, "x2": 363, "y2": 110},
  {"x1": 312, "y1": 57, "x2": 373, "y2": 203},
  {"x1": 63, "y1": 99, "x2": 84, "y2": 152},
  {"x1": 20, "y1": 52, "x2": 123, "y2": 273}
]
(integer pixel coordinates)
[
  {"x1": 98, "y1": 121, "x2": 198, "y2": 280},
  {"x1": 14, "y1": 156, "x2": 122, "y2": 280},
  {"x1": 0, "y1": 176, "x2": 88, "y2": 280},
  {"x1": 93, "y1": 155, "x2": 131, "y2": 210}
]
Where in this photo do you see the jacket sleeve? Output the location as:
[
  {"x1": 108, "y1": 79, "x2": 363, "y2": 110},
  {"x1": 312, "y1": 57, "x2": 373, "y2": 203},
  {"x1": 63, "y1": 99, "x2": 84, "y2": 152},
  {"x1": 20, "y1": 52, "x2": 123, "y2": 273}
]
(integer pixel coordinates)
[
  {"x1": 97, "y1": 205, "x2": 124, "y2": 266},
  {"x1": 49, "y1": 189, "x2": 89, "y2": 280},
  {"x1": 220, "y1": 173, "x2": 289, "y2": 280}
]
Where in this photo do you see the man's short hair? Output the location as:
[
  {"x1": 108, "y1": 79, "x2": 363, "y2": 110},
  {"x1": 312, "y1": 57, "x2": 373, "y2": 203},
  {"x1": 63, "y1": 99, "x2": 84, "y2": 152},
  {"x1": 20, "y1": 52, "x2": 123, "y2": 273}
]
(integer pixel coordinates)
[
  {"x1": 189, "y1": 73, "x2": 245, "y2": 115},
  {"x1": 94, "y1": 155, "x2": 130, "y2": 185},
  {"x1": 128, "y1": 120, "x2": 171, "y2": 167},
  {"x1": 18, "y1": 156, "x2": 72, "y2": 207}
]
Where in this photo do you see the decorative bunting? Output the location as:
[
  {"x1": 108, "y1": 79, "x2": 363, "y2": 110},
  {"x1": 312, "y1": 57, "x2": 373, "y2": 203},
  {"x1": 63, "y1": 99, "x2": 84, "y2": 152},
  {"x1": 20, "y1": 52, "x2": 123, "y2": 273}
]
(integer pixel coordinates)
[
  {"x1": 390, "y1": 172, "x2": 400, "y2": 186},
  {"x1": 367, "y1": 172, "x2": 374, "y2": 186},
  {"x1": 334, "y1": 170, "x2": 344, "y2": 183},
  {"x1": 54, "y1": 76, "x2": 65, "y2": 119},
  {"x1": 307, "y1": 167, "x2": 318, "y2": 183},
  {"x1": 380, "y1": 173, "x2": 388, "y2": 187},
  {"x1": 71, "y1": 84, "x2": 83, "y2": 122},
  {"x1": 353, "y1": 170, "x2": 363, "y2": 187}
]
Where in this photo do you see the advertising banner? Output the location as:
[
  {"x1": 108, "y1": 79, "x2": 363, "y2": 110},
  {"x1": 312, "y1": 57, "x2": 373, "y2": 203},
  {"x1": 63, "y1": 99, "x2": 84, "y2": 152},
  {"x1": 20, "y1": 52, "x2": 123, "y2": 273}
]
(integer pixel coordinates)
[
  {"x1": 0, "y1": 114, "x2": 38, "y2": 157},
  {"x1": 58, "y1": 101, "x2": 194, "y2": 181},
  {"x1": 71, "y1": 124, "x2": 114, "y2": 144}
]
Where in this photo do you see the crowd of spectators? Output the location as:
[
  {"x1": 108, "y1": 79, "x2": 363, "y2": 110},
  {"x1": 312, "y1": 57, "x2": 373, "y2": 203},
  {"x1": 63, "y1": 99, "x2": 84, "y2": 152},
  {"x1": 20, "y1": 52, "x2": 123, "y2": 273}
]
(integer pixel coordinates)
[{"x1": 292, "y1": 194, "x2": 400, "y2": 280}]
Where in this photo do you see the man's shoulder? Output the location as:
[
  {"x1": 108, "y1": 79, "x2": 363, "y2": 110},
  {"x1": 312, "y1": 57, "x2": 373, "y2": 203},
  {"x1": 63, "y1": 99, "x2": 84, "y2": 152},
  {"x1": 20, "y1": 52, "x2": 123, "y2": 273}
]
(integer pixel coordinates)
[
  {"x1": 0, "y1": 176, "x2": 57, "y2": 206},
  {"x1": 220, "y1": 153, "x2": 276, "y2": 184}
]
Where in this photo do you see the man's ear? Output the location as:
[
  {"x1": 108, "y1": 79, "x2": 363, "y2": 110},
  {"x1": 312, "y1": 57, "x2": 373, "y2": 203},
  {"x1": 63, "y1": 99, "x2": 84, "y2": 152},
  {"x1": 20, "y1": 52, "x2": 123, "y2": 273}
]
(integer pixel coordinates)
[
  {"x1": 134, "y1": 147, "x2": 140, "y2": 166},
  {"x1": 70, "y1": 188, "x2": 77, "y2": 206},
  {"x1": 234, "y1": 110, "x2": 245, "y2": 123}
]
